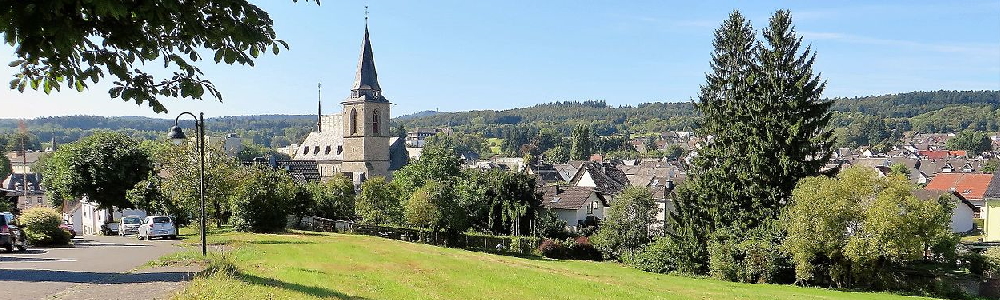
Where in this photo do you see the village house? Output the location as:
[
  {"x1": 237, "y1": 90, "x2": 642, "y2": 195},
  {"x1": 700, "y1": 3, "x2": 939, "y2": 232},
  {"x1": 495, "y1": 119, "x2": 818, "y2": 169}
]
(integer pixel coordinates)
[
  {"x1": 913, "y1": 190, "x2": 978, "y2": 233},
  {"x1": 538, "y1": 185, "x2": 609, "y2": 231},
  {"x1": 925, "y1": 172, "x2": 994, "y2": 217},
  {"x1": 982, "y1": 172, "x2": 1000, "y2": 241}
]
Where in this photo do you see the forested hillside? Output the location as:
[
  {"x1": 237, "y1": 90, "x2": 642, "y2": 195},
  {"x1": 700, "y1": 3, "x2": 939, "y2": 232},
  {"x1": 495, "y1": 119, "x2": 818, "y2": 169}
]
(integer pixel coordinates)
[
  {"x1": 396, "y1": 90, "x2": 998, "y2": 136},
  {"x1": 0, "y1": 115, "x2": 317, "y2": 149},
  {"x1": 1, "y1": 90, "x2": 996, "y2": 150}
]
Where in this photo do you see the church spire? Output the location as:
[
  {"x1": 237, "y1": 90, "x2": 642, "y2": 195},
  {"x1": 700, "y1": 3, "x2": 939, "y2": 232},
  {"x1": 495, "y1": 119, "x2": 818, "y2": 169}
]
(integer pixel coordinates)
[
  {"x1": 316, "y1": 82, "x2": 322, "y2": 132},
  {"x1": 351, "y1": 6, "x2": 384, "y2": 101}
]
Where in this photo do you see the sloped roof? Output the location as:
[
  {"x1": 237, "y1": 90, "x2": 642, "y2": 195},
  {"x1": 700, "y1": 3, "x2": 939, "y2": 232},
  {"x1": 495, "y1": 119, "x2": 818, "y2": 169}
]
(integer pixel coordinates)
[
  {"x1": 5, "y1": 151, "x2": 45, "y2": 165},
  {"x1": 352, "y1": 25, "x2": 381, "y2": 92},
  {"x1": 913, "y1": 189, "x2": 978, "y2": 212},
  {"x1": 539, "y1": 186, "x2": 607, "y2": 210},
  {"x1": 985, "y1": 171, "x2": 1000, "y2": 199},
  {"x1": 925, "y1": 173, "x2": 994, "y2": 200},
  {"x1": 274, "y1": 160, "x2": 322, "y2": 182},
  {"x1": 572, "y1": 162, "x2": 629, "y2": 195}
]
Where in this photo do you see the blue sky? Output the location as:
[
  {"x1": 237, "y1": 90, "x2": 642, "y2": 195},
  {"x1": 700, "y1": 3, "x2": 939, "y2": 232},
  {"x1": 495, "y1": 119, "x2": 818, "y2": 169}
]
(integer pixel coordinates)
[{"x1": 1, "y1": 0, "x2": 998, "y2": 119}]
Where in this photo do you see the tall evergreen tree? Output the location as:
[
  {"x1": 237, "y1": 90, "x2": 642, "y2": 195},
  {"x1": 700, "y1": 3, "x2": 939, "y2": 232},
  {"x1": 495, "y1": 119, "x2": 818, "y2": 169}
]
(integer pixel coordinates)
[
  {"x1": 670, "y1": 10, "x2": 832, "y2": 272},
  {"x1": 755, "y1": 9, "x2": 833, "y2": 205},
  {"x1": 570, "y1": 124, "x2": 593, "y2": 160},
  {"x1": 670, "y1": 11, "x2": 758, "y2": 243}
]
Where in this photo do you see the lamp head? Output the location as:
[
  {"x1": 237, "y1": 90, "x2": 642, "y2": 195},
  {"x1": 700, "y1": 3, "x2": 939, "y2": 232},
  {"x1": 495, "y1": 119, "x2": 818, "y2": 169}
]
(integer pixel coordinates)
[{"x1": 168, "y1": 126, "x2": 187, "y2": 145}]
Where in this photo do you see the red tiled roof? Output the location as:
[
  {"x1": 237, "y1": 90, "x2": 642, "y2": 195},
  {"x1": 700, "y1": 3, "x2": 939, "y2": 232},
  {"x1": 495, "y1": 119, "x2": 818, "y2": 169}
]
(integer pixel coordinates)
[
  {"x1": 948, "y1": 150, "x2": 967, "y2": 157},
  {"x1": 918, "y1": 150, "x2": 949, "y2": 160},
  {"x1": 925, "y1": 173, "x2": 994, "y2": 200}
]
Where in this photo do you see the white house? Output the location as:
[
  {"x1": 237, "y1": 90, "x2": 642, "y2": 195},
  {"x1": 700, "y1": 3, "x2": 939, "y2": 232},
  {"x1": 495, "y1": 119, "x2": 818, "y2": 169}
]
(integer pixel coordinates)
[
  {"x1": 539, "y1": 186, "x2": 609, "y2": 231},
  {"x1": 76, "y1": 197, "x2": 147, "y2": 235},
  {"x1": 915, "y1": 190, "x2": 978, "y2": 233}
]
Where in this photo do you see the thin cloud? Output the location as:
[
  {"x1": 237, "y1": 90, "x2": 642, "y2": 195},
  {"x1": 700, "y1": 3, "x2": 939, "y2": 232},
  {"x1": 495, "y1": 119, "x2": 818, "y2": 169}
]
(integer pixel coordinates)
[{"x1": 801, "y1": 31, "x2": 999, "y2": 57}]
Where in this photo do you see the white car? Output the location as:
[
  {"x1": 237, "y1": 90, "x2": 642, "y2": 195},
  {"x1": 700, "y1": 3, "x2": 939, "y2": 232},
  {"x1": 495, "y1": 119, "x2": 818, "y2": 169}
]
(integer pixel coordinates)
[
  {"x1": 137, "y1": 216, "x2": 177, "y2": 240},
  {"x1": 119, "y1": 215, "x2": 143, "y2": 236}
]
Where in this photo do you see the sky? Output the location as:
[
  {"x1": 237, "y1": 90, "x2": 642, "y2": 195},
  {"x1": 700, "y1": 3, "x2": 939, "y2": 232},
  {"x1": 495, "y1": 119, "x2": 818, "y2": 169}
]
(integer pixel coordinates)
[{"x1": 1, "y1": 0, "x2": 998, "y2": 119}]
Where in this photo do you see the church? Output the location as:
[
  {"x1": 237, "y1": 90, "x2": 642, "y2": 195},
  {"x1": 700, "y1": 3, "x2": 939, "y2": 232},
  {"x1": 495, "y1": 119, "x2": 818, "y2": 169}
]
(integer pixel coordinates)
[{"x1": 291, "y1": 20, "x2": 407, "y2": 182}]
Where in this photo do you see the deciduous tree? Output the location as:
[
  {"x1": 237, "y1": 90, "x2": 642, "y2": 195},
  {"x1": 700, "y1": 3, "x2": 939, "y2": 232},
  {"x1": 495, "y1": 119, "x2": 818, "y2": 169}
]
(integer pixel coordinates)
[
  {"x1": 2, "y1": 0, "x2": 318, "y2": 113},
  {"x1": 41, "y1": 131, "x2": 153, "y2": 212},
  {"x1": 355, "y1": 177, "x2": 402, "y2": 225},
  {"x1": 591, "y1": 186, "x2": 659, "y2": 260}
]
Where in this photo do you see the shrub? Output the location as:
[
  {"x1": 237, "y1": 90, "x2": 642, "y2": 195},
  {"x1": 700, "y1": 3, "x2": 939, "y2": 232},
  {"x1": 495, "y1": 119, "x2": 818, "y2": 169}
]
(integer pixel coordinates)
[
  {"x1": 985, "y1": 247, "x2": 1000, "y2": 278},
  {"x1": 708, "y1": 226, "x2": 792, "y2": 284},
  {"x1": 537, "y1": 238, "x2": 568, "y2": 259},
  {"x1": 566, "y1": 236, "x2": 602, "y2": 261},
  {"x1": 19, "y1": 207, "x2": 71, "y2": 246},
  {"x1": 230, "y1": 167, "x2": 295, "y2": 233}
]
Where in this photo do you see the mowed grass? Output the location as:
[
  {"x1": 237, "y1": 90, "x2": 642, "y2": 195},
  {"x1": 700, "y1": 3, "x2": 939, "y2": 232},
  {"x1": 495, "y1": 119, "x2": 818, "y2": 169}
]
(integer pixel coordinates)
[{"x1": 166, "y1": 229, "x2": 937, "y2": 300}]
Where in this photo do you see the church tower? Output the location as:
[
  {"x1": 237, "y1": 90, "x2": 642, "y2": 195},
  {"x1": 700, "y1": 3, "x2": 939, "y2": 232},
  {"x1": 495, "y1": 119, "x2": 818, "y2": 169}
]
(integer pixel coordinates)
[{"x1": 341, "y1": 19, "x2": 391, "y2": 179}]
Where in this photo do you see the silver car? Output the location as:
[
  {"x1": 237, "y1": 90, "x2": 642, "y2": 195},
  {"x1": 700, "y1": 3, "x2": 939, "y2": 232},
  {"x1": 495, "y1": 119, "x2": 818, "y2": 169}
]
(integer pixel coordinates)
[
  {"x1": 119, "y1": 215, "x2": 143, "y2": 236},
  {"x1": 137, "y1": 216, "x2": 177, "y2": 240}
]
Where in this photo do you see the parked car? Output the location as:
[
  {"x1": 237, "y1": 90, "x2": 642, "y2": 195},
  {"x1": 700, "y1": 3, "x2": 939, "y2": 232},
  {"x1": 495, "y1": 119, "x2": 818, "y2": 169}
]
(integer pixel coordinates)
[
  {"x1": 60, "y1": 221, "x2": 77, "y2": 238},
  {"x1": 1, "y1": 212, "x2": 27, "y2": 252},
  {"x1": 137, "y1": 216, "x2": 177, "y2": 240},
  {"x1": 119, "y1": 215, "x2": 143, "y2": 236},
  {"x1": 100, "y1": 222, "x2": 119, "y2": 236}
]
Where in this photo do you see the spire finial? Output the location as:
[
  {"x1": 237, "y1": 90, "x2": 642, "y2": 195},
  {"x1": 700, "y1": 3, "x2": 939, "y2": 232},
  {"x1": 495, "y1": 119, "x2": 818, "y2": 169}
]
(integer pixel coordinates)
[{"x1": 364, "y1": 5, "x2": 369, "y2": 24}]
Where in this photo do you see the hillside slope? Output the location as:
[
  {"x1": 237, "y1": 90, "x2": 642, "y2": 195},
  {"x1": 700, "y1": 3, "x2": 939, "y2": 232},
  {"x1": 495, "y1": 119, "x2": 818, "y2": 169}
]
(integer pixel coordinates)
[{"x1": 169, "y1": 230, "x2": 935, "y2": 300}]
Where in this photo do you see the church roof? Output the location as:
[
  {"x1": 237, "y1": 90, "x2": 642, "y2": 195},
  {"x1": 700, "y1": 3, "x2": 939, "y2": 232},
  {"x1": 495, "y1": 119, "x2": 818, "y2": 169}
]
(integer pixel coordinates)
[{"x1": 352, "y1": 25, "x2": 381, "y2": 92}]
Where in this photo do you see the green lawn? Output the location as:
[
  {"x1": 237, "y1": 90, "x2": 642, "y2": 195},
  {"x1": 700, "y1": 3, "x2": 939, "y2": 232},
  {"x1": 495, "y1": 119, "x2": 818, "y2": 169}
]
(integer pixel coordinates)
[{"x1": 162, "y1": 229, "x2": 937, "y2": 300}]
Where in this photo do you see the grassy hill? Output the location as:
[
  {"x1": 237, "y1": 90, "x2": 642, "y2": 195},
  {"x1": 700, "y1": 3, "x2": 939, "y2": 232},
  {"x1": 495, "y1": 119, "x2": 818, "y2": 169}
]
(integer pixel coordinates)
[{"x1": 159, "y1": 229, "x2": 936, "y2": 300}]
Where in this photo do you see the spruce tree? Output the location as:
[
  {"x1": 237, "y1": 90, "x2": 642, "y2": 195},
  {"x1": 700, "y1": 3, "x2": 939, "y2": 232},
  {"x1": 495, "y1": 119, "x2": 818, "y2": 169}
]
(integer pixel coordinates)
[
  {"x1": 570, "y1": 124, "x2": 593, "y2": 160},
  {"x1": 669, "y1": 10, "x2": 832, "y2": 273},
  {"x1": 755, "y1": 9, "x2": 833, "y2": 209}
]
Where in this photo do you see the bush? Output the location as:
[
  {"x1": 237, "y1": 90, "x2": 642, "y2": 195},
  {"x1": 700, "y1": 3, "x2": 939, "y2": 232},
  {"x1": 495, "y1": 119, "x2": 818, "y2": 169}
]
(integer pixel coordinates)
[
  {"x1": 707, "y1": 226, "x2": 792, "y2": 284},
  {"x1": 566, "y1": 236, "x2": 602, "y2": 261},
  {"x1": 230, "y1": 167, "x2": 295, "y2": 233},
  {"x1": 623, "y1": 235, "x2": 702, "y2": 274},
  {"x1": 19, "y1": 207, "x2": 71, "y2": 246},
  {"x1": 536, "y1": 237, "x2": 602, "y2": 260},
  {"x1": 985, "y1": 247, "x2": 1000, "y2": 278},
  {"x1": 538, "y1": 239, "x2": 568, "y2": 259}
]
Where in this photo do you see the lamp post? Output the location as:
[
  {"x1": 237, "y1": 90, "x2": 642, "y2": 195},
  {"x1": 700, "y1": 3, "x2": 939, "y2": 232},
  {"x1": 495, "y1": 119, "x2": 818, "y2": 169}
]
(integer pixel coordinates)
[{"x1": 167, "y1": 112, "x2": 207, "y2": 256}]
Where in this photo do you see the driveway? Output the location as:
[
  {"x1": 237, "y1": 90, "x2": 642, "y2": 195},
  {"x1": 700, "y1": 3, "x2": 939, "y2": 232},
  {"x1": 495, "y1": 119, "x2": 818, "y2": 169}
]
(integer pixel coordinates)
[{"x1": 0, "y1": 235, "x2": 198, "y2": 299}]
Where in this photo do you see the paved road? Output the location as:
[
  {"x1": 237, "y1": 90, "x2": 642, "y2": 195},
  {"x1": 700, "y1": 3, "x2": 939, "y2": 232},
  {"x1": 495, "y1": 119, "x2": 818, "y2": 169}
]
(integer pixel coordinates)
[{"x1": 0, "y1": 235, "x2": 197, "y2": 300}]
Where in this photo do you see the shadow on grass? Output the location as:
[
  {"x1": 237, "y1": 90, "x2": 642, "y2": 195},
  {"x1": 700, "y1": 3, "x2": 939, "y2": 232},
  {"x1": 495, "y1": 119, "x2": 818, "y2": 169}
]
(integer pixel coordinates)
[
  {"x1": 245, "y1": 240, "x2": 315, "y2": 245},
  {"x1": 0, "y1": 269, "x2": 193, "y2": 284},
  {"x1": 237, "y1": 270, "x2": 369, "y2": 299}
]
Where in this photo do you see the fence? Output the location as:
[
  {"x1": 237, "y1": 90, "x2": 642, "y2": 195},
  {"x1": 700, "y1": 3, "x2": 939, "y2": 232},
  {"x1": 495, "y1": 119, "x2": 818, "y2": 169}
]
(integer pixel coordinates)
[{"x1": 306, "y1": 217, "x2": 542, "y2": 256}]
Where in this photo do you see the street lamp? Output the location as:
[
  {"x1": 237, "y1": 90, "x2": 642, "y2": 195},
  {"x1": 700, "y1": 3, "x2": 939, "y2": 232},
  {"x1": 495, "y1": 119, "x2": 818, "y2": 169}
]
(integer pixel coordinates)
[{"x1": 167, "y1": 112, "x2": 207, "y2": 256}]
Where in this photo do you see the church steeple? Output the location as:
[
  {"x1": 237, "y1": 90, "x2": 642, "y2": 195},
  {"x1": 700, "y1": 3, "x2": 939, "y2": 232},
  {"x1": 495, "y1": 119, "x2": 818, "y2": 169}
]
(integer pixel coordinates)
[
  {"x1": 350, "y1": 15, "x2": 385, "y2": 102},
  {"x1": 316, "y1": 83, "x2": 322, "y2": 132}
]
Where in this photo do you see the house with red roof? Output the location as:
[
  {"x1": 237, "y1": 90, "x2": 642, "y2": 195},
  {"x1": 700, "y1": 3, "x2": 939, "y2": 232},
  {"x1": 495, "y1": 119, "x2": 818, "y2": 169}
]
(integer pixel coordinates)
[{"x1": 925, "y1": 173, "x2": 994, "y2": 216}]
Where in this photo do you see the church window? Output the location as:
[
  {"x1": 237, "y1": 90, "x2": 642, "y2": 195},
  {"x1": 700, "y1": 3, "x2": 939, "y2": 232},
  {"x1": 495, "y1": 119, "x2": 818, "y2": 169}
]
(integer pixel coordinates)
[
  {"x1": 313, "y1": 146, "x2": 320, "y2": 154},
  {"x1": 302, "y1": 147, "x2": 309, "y2": 155},
  {"x1": 372, "y1": 109, "x2": 381, "y2": 134},
  {"x1": 337, "y1": 146, "x2": 343, "y2": 155},
  {"x1": 350, "y1": 108, "x2": 358, "y2": 135},
  {"x1": 325, "y1": 146, "x2": 332, "y2": 155}
]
